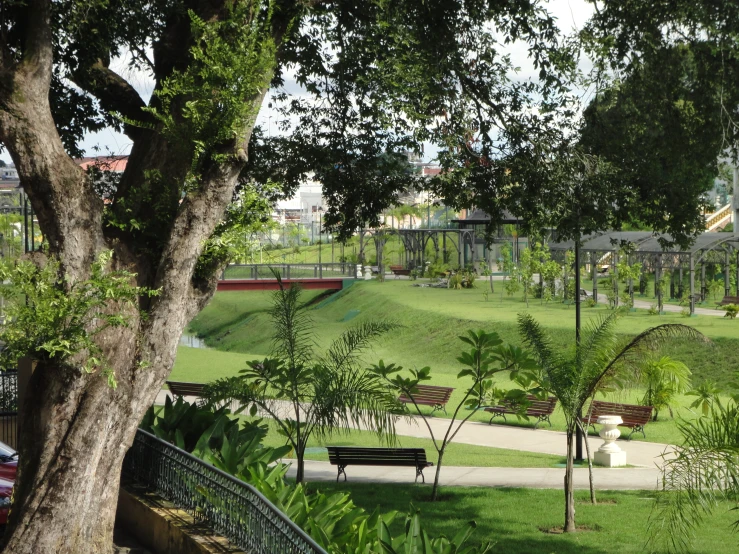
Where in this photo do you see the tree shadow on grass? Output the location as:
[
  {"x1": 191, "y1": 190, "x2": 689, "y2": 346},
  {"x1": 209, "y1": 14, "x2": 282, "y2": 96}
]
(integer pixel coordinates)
[{"x1": 306, "y1": 483, "x2": 617, "y2": 554}]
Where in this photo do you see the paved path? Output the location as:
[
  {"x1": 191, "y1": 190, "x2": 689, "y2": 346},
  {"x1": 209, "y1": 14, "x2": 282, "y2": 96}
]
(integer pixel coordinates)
[
  {"x1": 156, "y1": 390, "x2": 670, "y2": 489},
  {"x1": 286, "y1": 461, "x2": 661, "y2": 490},
  {"x1": 595, "y1": 291, "x2": 723, "y2": 316}
]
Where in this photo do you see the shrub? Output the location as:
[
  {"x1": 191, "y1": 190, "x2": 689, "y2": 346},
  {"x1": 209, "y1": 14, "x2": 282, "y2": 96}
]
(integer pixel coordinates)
[
  {"x1": 724, "y1": 304, "x2": 739, "y2": 319},
  {"x1": 448, "y1": 272, "x2": 463, "y2": 289},
  {"x1": 640, "y1": 356, "x2": 692, "y2": 421},
  {"x1": 142, "y1": 399, "x2": 491, "y2": 554}
]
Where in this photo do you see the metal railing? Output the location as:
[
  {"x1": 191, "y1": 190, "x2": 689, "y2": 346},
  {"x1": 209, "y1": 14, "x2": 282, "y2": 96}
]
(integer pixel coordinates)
[
  {"x1": 0, "y1": 371, "x2": 18, "y2": 449},
  {"x1": 705, "y1": 204, "x2": 733, "y2": 231},
  {"x1": 222, "y1": 263, "x2": 358, "y2": 280},
  {"x1": 122, "y1": 429, "x2": 326, "y2": 554}
]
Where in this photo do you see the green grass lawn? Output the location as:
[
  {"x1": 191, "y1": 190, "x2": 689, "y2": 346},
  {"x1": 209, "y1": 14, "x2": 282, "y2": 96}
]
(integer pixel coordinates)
[
  {"x1": 260, "y1": 423, "x2": 564, "y2": 468},
  {"x1": 182, "y1": 280, "x2": 739, "y2": 444},
  {"x1": 303, "y1": 482, "x2": 739, "y2": 554},
  {"x1": 168, "y1": 346, "x2": 263, "y2": 382}
]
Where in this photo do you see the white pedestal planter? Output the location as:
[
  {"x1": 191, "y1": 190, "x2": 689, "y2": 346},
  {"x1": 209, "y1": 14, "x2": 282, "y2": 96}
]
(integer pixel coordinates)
[
  {"x1": 594, "y1": 415, "x2": 627, "y2": 467},
  {"x1": 356, "y1": 265, "x2": 363, "y2": 279},
  {"x1": 363, "y1": 266, "x2": 373, "y2": 280}
]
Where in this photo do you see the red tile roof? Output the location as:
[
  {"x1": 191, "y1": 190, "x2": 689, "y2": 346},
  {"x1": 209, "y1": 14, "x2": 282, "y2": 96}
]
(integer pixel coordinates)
[{"x1": 76, "y1": 155, "x2": 128, "y2": 172}]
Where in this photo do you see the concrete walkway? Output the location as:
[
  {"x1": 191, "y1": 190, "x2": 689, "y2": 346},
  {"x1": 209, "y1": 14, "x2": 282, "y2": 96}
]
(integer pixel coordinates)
[
  {"x1": 287, "y1": 461, "x2": 661, "y2": 490},
  {"x1": 596, "y1": 291, "x2": 723, "y2": 316},
  {"x1": 155, "y1": 390, "x2": 670, "y2": 489}
]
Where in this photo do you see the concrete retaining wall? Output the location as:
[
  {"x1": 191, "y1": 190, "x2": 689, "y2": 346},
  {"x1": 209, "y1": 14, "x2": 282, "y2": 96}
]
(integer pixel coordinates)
[{"x1": 116, "y1": 485, "x2": 244, "y2": 554}]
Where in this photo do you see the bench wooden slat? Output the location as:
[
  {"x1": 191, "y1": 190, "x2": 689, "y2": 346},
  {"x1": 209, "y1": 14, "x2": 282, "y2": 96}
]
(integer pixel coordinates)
[
  {"x1": 484, "y1": 395, "x2": 557, "y2": 429},
  {"x1": 327, "y1": 446, "x2": 433, "y2": 483},
  {"x1": 166, "y1": 381, "x2": 206, "y2": 398},
  {"x1": 389, "y1": 265, "x2": 412, "y2": 277},
  {"x1": 718, "y1": 295, "x2": 739, "y2": 306},
  {"x1": 586, "y1": 400, "x2": 653, "y2": 440},
  {"x1": 398, "y1": 385, "x2": 455, "y2": 413}
]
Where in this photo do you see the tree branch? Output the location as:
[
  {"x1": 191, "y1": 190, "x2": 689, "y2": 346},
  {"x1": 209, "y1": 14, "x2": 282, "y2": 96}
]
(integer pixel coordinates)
[
  {"x1": 21, "y1": 0, "x2": 53, "y2": 86},
  {"x1": 71, "y1": 59, "x2": 151, "y2": 140}
]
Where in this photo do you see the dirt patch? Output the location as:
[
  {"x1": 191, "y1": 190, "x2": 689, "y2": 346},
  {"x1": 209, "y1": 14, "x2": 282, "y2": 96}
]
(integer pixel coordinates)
[{"x1": 539, "y1": 524, "x2": 601, "y2": 534}]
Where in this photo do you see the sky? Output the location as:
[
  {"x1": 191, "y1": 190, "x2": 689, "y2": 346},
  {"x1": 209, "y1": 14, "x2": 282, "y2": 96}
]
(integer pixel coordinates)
[{"x1": 0, "y1": 0, "x2": 594, "y2": 165}]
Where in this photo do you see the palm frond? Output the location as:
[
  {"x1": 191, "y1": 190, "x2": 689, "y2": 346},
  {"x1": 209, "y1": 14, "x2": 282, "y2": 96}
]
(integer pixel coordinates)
[
  {"x1": 647, "y1": 404, "x2": 739, "y2": 553},
  {"x1": 310, "y1": 366, "x2": 400, "y2": 442},
  {"x1": 320, "y1": 320, "x2": 399, "y2": 372},
  {"x1": 517, "y1": 313, "x2": 559, "y2": 371},
  {"x1": 578, "y1": 312, "x2": 619, "y2": 380},
  {"x1": 584, "y1": 324, "x2": 707, "y2": 400},
  {"x1": 269, "y1": 275, "x2": 314, "y2": 367},
  {"x1": 518, "y1": 313, "x2": 578, "y2": 416}
]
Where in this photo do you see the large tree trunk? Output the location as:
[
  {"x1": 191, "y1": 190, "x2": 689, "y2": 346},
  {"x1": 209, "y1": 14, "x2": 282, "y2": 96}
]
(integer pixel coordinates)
[
  {"x1": 3, "y1": 356, "x2": 153, "y2": 553},
  {"x1": 0, "y1": 0, "x2": 292, "y2": 551}
]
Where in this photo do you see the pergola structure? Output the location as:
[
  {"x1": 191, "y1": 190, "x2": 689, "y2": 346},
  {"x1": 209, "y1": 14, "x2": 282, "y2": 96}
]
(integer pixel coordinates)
[
  {"x1": 358, "y1": 227, "x2": 475, "y2": 275},
  {"x1": 549, "y1": 231, "x2": 739, "y2": 315},
  {"x1": 451, "y1": 208, "x2": 524, "y2": 264}
]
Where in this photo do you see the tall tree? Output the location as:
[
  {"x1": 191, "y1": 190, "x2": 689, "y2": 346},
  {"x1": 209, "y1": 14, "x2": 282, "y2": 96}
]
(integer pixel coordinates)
[
  {"x1": 0, "y1": 1, "x2": 575, "y2": 552},
  {"x1": 579, "y1": 45, "x2": 724, "y2": 231},
  {"x1": 585, "y1": 1, "x2": 739, "y2": 158}
]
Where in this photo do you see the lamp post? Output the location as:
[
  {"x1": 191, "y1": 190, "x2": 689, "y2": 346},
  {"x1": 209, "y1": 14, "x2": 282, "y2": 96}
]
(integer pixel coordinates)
[{"x1": 317, "y1": 206, "x2": 324, "y2": 278}]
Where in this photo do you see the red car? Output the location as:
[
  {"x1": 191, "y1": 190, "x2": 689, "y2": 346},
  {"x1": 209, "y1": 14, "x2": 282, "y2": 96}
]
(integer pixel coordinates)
[{"x1": 0, "y1": 442, "x2": 17, "y2": 525}]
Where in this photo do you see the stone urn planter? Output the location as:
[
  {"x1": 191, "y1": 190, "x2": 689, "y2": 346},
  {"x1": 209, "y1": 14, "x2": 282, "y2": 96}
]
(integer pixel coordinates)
[{"x1": 594, "y1": 415, "x2": 627, "y2": 467}]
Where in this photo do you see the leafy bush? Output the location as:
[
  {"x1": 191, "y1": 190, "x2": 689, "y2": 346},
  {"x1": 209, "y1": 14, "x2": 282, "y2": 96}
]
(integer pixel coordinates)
[
  {"x1": 648, "y1": 304, "x2": 660, "y2": 315},
  {"x1": 724, "y1": 304, "x2": 739, "y2": 319},
  {"x1": 427, "y1": 260, "x2": 450, "y2": 278},
  {"x1": 686, "y1": 381, "x2": 723, "y2": 416},
  {"x1": 640, "y1": 356, "x2": 691, "y2": 421},
  {"x1": 140, "y1": 395, "x2": 235, "y2": 452},
  {"x1": 142, "y1": 399, "x2": 490, "y2": 554},
  {"x1": 0, "y1": 252, "x2": 156, "y2": 387}
]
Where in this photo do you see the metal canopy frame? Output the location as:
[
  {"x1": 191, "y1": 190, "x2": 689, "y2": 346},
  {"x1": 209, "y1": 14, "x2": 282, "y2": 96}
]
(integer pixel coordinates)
[
  {"x1": 548, "y1": 232, "x2": 739, "y2": 315},
  {"x1": 358, "y1": 228, "x2": 475, "y2": 275}
]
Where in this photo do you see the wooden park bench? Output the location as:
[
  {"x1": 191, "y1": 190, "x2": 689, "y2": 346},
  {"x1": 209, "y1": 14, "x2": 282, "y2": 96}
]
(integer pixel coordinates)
[
  {"x1": 166, "y1": 381, "x2": 206, "y2": 401},
  {"x1": 327, "y1": 446, "x2": 433, "y2": 483},
  {"x1": 485, "y1": 394, "x2": 557, "y2": 429},
  {"x1": 579, "y1": 288, "x2": 592, "y2": 299},
  {"x1": 586, "y1": 400, "x2": 653, "y2": 440},
  {"x1": 716, "y1": 295, "x2": 739, "y2": 307},
  {"x1": 398, "y1": 385, "x2": 455, "y2": 414},
  {"x1": 389, "y1": 265, "x2": 412, "y2": 278}
]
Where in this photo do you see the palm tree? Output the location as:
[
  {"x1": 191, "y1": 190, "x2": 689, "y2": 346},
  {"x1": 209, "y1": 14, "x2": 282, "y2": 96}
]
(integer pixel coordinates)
[
  {"x1": 518, "y1": 312, "x2": 702, "y2": 533},
  {"x1": 648, "y1": 402, "x2": 739, "y2": 553},
  {"x1": 640, "y1": 356, "x2": 692, "y2": 421},
  {"x1": 204, "y1": 276, "x2": 400, "y2": 482}
]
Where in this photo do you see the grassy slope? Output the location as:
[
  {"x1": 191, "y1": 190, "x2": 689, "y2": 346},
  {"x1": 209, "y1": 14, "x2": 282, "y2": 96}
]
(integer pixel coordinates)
[
  {"x1": 185, "y1": 281, "x2": 739, "y2": 444},
  {"x1": 305, "y1": 482, "x2": 739, "y2": 554}
]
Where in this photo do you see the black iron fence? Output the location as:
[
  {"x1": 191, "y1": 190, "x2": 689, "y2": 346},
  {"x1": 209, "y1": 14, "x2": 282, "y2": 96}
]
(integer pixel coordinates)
[
  {"x1": 122, "y1": 429, "x2": 327, "y2": 554},
  {"x1": 0, "y1": 371, "x2": 18, "y2": 449},
  {"x1": 222, "y1": 263, "x2": 358, "y2": 280}
]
